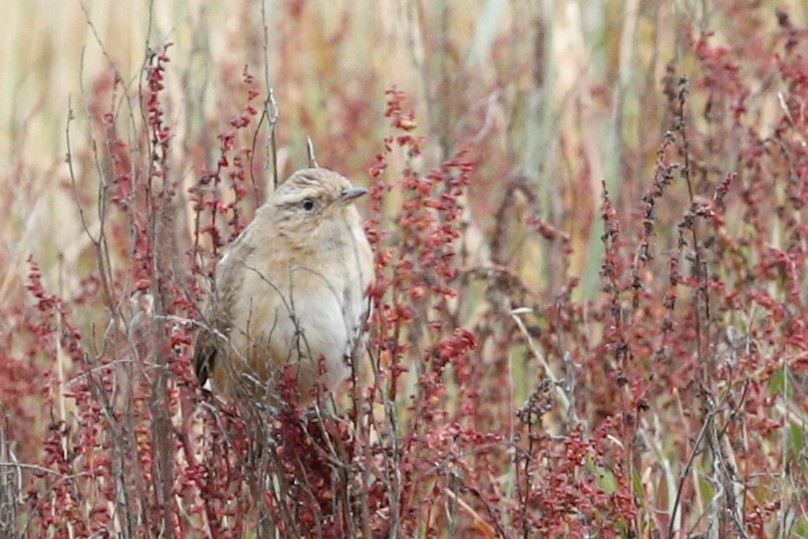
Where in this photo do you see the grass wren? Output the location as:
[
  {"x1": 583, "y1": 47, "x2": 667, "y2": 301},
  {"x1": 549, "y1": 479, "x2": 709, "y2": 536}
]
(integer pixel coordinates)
[{"x1": 194, "y1": 168, "x2": 374, "y2": 406}]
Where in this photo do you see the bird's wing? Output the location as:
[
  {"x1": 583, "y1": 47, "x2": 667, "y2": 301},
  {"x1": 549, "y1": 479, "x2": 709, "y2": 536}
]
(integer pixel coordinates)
[{"x1": 194, "y1": 240, "x2": 253, "y2": 386}]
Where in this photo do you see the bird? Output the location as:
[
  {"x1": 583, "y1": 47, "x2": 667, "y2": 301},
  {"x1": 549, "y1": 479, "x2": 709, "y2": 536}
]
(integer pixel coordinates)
[{"x1": 193, "y1": 167, "x2": 374, "y2": 407}]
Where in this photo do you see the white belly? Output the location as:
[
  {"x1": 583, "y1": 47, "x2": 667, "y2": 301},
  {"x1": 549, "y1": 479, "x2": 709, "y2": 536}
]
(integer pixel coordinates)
[{"x1": 278, "y1": 289, "x2": 356, "y2": 388}]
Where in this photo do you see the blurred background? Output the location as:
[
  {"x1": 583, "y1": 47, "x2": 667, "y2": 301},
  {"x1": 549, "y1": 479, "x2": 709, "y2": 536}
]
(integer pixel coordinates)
[
  {"x1": 2, "y1": 1, "x2": 808, "y2": 536},
  {"x1": 5, "y1": 0, "x2": 804, "y2": 300}
]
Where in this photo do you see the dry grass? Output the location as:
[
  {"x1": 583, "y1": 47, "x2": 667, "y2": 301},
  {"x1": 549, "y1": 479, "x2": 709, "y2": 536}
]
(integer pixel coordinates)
[{"x1": 2, "y1": 0, "x2": 808, "y2": 537}]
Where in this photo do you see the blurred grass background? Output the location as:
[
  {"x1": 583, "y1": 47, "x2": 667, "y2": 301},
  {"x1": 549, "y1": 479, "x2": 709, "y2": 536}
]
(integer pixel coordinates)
[
  {"x1": 2, "y1": 0, "x2": 803, "y2": 310},
  {"x1": 2, "y1": 0, "x2": 805, "y2": 300},
  {"x1": 2, "y1": 1, "x2": 808, "y2": 535}
]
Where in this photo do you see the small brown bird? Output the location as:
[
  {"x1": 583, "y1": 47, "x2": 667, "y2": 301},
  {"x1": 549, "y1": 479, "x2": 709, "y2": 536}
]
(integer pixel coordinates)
[{"x1": 194, "y1": 168, "x2": 374, "y2": 406}]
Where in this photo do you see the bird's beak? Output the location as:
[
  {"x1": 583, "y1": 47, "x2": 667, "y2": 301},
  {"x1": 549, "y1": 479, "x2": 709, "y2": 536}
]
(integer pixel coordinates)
[{"x1": 339, "y1": 187, "x2": 368, "y2": 203}]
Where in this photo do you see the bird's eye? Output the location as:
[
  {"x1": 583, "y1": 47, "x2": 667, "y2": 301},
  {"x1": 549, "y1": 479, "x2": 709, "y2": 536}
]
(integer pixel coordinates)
[{"x1": 301, "y1": 198, "x2": 315, "y2": 211}]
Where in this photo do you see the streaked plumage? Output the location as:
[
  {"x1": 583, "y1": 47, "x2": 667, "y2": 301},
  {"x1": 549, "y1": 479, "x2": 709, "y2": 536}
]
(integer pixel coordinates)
[{"x1": 194, "y1": 168, "x2": 374, "y2": 406}]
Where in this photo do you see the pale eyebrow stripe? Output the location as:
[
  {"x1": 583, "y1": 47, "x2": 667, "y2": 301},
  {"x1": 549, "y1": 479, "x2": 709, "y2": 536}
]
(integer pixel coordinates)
[{"x1": 297, "y1": 172, "x2": 324, "y2": 187}]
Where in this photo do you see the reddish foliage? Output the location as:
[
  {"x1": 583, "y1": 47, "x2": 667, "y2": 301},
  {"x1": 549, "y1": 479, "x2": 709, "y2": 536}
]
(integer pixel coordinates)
[{"x1": 2, "y1": 5, "x2": 808, "y2": 538}]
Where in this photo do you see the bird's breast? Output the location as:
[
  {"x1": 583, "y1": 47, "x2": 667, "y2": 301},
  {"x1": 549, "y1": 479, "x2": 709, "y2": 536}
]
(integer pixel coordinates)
[{"x1": 232, "y1": 256, "x2": 364, "y2": 373}]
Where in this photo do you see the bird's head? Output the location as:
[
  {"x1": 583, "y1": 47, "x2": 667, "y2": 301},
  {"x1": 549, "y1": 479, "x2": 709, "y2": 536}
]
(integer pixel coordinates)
[{"x1": 261, "y1": 168, "x2": 368, "y2": 248}]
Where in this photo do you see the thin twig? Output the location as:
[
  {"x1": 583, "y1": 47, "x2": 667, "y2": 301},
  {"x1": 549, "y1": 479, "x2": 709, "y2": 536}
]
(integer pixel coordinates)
[{"x1": 306, "y1": 137, "x2": 320, "y2": 168}]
